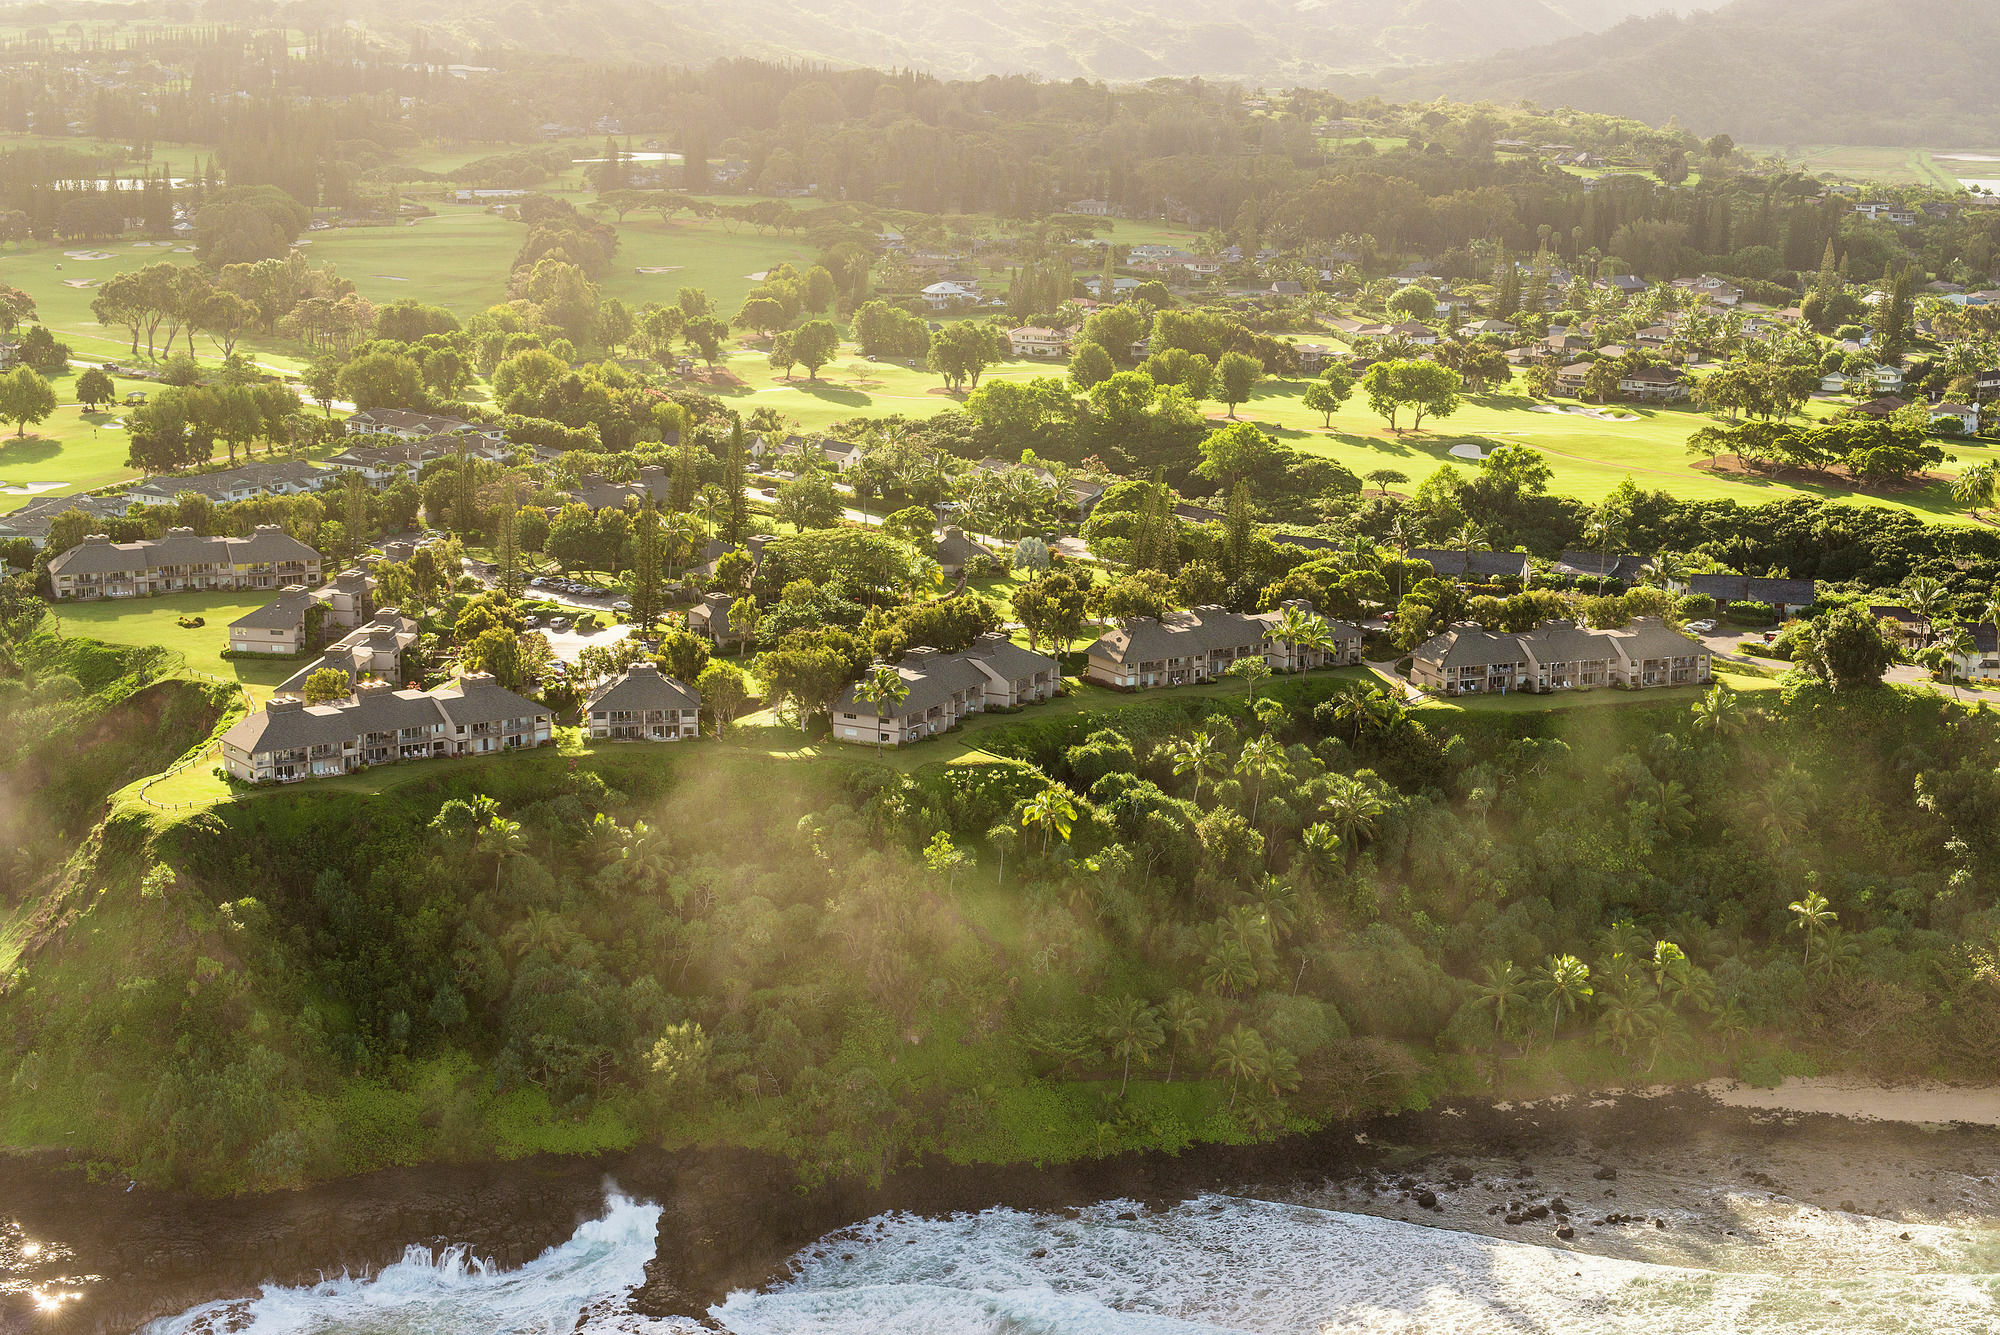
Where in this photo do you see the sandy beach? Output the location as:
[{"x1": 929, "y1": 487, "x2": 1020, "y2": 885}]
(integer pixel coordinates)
[{"x1": 1706, "y1": 1077, "x2": 2000, "y2": 1127}]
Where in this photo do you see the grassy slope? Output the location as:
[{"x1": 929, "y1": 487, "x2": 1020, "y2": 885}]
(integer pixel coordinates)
[{"x1": 5, "y1": 636, "x2": 1795, "y2": 1186}]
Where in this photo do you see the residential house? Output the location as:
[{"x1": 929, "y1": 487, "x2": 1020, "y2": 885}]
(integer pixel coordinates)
[
  {"x1": 1852, "y1": 395, "x2": 1910, "y2": 418},
  {"x1": 1007, "y1": 325, "x2": 1074, "y2": 359},
  {"x1": 1931, "y1": 402, "x2": 1980, "y2": 434},
  {"x1": 1460, "y1": 319, "x2": 1518, "y2": 337},
  {"x1": 1871, "y1": 605, "x2": 1932, "y2": 647},
  {"x1": 1067, "y1": 199, "x2": 1113, "y2": 217},
  {"x1": 1682, "y1": 574, "x2": 1816, "y2": 618},
  {"x1": 1868, "y1": 364, "x2": 1906, "y2": 393},
  {"x1": 920, "y1": 281, "x2": 980, "y2": 309},
  {"x1": 1601, "y1": 274, "x2": 1649, "y2": 296},
  {"x1": 585, "y1": 662, "x2": 700, "y2": 741},
  {"x1": 934, "y1": 525, "x2": 992, "y2": 578},
  {"x1": 1084, "y1": 602, "x2": 1361, "y2": 689},
  {"x1": 1292, "y1": 343, "x2": 1338, "y2": 373},
  {"x1": 831, "y1": 635, "x2": 1060, "y2": 746},
  {"x1": 1409, "y1": 617, "x2": 1710, "y2": 696},
  {"x1": 0, "y1": 492, "x2": 131, "y2": 547},
  {"x1": 323, "y1": 440, "x2": 444, "y2": 485},
  {"x1": 274, "y1": 609, "x2": 420, "y2": 695},
  {"x1": 126, "y1": 460, "x2": 327, "y2": 506},
  {"x1": 1555, "y1": 362, "x2": 1593, "y2": 395},
  {"x1": 1407, "y1": 548, "x2": 1535, "y2": 583},
  {"x1": 687, "y1": 591, "x2": 753, "y2": 650},
  {"x1": 221, "y1": 672, "x2": 552, "y2": 783},
  {"x1": 1618, "y1": 368, "x2": 1690, "y2": 402},
  {"x1": 1554, "y1": 551, "x2": 1648, "y2": 584},
  {"x1": 228, "y1": 570, "x2": 378, "y2": 656},
  {"x1": 343, "y1": 409, "x2": 506, "y2": 445},
  {"x1": 1946, "y1": 623, "x2": 2000, "y2": 681},
  {"x1": 227, "y1": 587, "x2": 324, "y2": 655},
  {"x1": 48, "y1": 527, "x2": 323, "y2": 601}
]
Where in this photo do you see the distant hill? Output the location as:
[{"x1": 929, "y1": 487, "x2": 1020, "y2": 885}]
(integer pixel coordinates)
[
  {"x1": 1369, "y1": 0, "x2": 2000, "y2": 147},
  {"x1": 338, "y1": 0, "x2": 1694, "y2": 82}
]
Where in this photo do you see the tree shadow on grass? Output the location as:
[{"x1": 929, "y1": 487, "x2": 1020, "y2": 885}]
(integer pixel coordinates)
[{"x1": 0, "y1": 434, "x2": 61, "y2": 466}]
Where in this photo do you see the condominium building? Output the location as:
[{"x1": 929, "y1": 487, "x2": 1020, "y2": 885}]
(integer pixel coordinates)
[
  {"x1": 47, "y1": 527, "x2": 322, "y2": 601},
  {"x1": 220, "y1": 672, "x2": 552, "y2": 783}
]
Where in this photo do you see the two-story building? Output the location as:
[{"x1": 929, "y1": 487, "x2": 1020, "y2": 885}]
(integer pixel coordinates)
[
  {"x1": 585, "y1": 662, "x2": 701, "y2": 741},
  {"x1": 832, "y1": 634, "x2": 1061, "y2": 746},
  {"x1": 1084, "y1": 603, "x2": 1362, "y2": 690},
  {"x1": 1409, "y1": 617, "x2": 1711, "y2": 696},
  {"x1": 47, "y1": 527, "x2": 323, "y2": 601},
  {"x1": 220, "y1": 672, "x2": 552, "y2": 783}
]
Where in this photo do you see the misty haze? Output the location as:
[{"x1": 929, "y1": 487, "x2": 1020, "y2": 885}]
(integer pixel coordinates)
[{"x1": 2, "y1": 1, "x2": 1999, "y2": 1331}]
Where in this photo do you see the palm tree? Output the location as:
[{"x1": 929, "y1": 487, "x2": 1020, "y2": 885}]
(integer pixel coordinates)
[
  {"x1": 1930, "y1": 625, "x2": 1974, "y2": 698},
  {"x1": 1902, "y1": 574, "x2": 1949, "y2": 647},
  {"x1": 854, "y1": 662, "x2": 909, "y2": 755},
  {"x1": 1471, "y1": 960, "x2": 1529, "y2": 1051},
  {"x1": 1297, "y1": 822, "x2": 1343, "y2": 887},
  {"x1": 1234, "y1": 735, "x2": 1285, "y2": 825},
  {"x1": 1689, "y1": 684, "x2": 1744, "y2": 741},
  {"x1": 475, "y1": 815, "x2": 527, "y2": 894},
  {"x1": 1320, "y1": 773, "x2": 1386, "y2": 862},
  {"x1": 1020, "y1": 783, "x2": 1077, "y2": 856},
  {"x1": 1095, "y1": 995, "x2": 1165, "y2": 1097},
  {"x1": 1210, "y1": 1025, "x2": 1270, "y2": 1110},
  {"x1": 1536, "y1": 953, "x2": 1594, "y2": 1040},
  {"x1": 1169, "y1": 730, "x2": 1225, "y2": 803},
  {"x1": 1641, "y1": 552, "x2": 1688, "y2": 589},
  {"x1": 1788, "y1": 887, "x2": 1836, "y2": 968},
  {"x1": 1158, "y1": 990, "x2": 1208, "y2": 1083},
  {"x1": 1951, "y1": 460, "x2": 1998, "y2": 520}
]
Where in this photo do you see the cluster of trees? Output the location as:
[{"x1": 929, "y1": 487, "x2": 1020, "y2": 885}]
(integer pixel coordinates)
[{"x1": 1687, "y1": 415, "x2": 1947, "y2": 485}]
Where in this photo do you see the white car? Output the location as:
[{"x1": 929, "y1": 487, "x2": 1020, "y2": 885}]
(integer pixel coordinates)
[
  {"x1": 1687, "y1": 619, "x2": 1718, "y2": 634},
  {"x1": 612, "y1": 599, "x2": 633, "y2": 612}
]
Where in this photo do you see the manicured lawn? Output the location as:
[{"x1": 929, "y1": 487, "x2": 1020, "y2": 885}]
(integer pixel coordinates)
[
  {"x1": 0, "y1": 368, "x2": 195, "y2": 512},
  {"x1": 1742, "y1": 143, "x2": 1976, "y2": 189},
  {"x1": 1410, "y1": 668, "x2": 1781, "y2": 715},
  {"x1": 1238, "y1": 371, "x2": 2000, "y2": 524},
  {"x1": 46, "y1": 591, "x2": 304, "y2": 700}
]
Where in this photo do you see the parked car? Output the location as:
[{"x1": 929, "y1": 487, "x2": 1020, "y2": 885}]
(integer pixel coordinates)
[
  {"x1": 549, "y1": 616, "x2": 572, "y2": 632},
  {"x1": 612, "y1": 599, "x2": 633, "y2": 612},
  {"x1": 1687, "y1": 619, "x2": 1717, "y2": 634}
]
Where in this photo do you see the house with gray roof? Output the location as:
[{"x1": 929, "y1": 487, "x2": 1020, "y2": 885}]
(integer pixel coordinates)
[
  {"x1": 586, "y1": 662, "x2": 700, "y2": 741},
  {"x1": 227, "y1": 570, "x2": 377, "y2": 656},
  {"x1": 934, "y1": 525, "x2": 992, "y2": 578},
  {"x1": 221, "y1": 672, "x2": 550, "y2": 783},
  {"x1": 1410, "y1": 617, "x2": 1709, "y2": 696},
  {"x1": 1682, "y1": 575, "x2": 1815, "y2": 618},
  {"x1": 48, "y1": 526, "x2": 322, "y2": 601},
  {"x1": 1408, "y1": 548, "x2": 1534, "y2": 583},
  {"x1": 1085, "y1": 601, "x2": 1360, "y2": 690},
  {"x1": 274, "y1": 609, "x2": 419, "y2": 694},
  {"x1": 831, "y1": 633, "x2": 1061, "y2": 746},
  {"x1": 344, "y1": 409, "x2": 506, "y2": 444},
  {"x1": 687, "y1": 590, "x2": 753, "y2": 650},
  {"x1": 126, "y1": 460, "x2": 327, "y2": 506},
  {"x1": 0, "y1": 492, "x2": 133, "y2": 547},
  {"x1": 1554, "y1": 551, "x2": 1649, "y2": 584}
]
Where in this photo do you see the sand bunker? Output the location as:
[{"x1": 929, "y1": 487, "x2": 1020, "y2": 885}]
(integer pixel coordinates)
[
  {"x1": 744, "y1": 270, "x2": 769, "y2": 281},
  {"x1": 61, "y1": 278, "x2": 98, "y2": 288},
  {"x1": 373, "y1": 274, "x2": 409, "y2": 281},
  {"x1": 1447, "y1": 442, "x2": 1485, "y2": 460},
  {"x1": 63, "y1": 250, "x2": 115, "y2": 261},
  {"x1": 1530, "y1": 403, "x2": 1640, "y2": 422},
  {"x1": 634, "y1": 265, "x2": 682, "y2": 275},
  {"x1": 0, "y1": 481, "x2": 67, "y2": 495}
]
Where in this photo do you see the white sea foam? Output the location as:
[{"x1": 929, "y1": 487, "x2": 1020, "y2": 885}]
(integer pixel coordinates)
[
  {"x1": 144, "y1": 1189, "x2": 662, "y2": 1335},
  {"x1": 713, "y1": 1195, "x2": 2000, "y2": 1335},
  {"x1": 143, "y1": 1186, "x2": 2000, "y2": 1335}
]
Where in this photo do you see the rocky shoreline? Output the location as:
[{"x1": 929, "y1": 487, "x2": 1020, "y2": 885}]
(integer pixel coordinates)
[{"x1": 4, "y1": 1086, "x2": 1998, "y2": 1334}]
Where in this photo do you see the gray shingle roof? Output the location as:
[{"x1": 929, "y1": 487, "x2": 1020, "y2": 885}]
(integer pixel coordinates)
[
  {"x1": 229, "y1": 588, "x2": 317, "y2": 631},
  {"x1": 430, "y1": 673, "x2": 550, "y2": 726},
  {"x1": 1686, "y1": 574, "x2": 1816, "y2": 607},
  {"x1": 835, "y1": 651, "x2": 988, "y2": 719},
  {"x1": 586, "y1": 662, "x2": 698, "y2": 713},
  {"x1": 1090, "y1": 606, "x2": 1272, "y2": 667}
]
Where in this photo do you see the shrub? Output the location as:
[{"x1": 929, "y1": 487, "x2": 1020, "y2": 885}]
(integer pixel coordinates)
[{"x1": 1724, "y1": 600, "x2": 1775, "y2": 626}]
